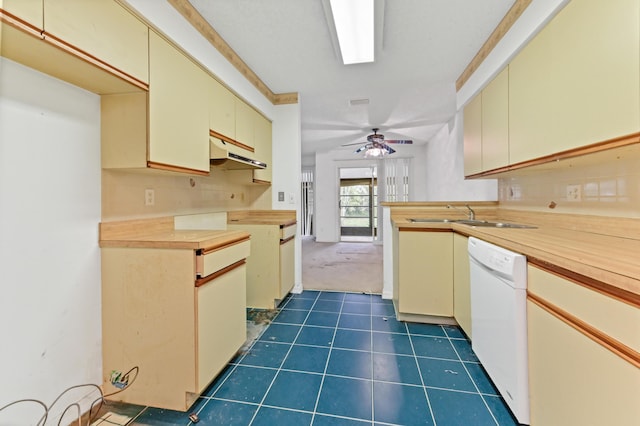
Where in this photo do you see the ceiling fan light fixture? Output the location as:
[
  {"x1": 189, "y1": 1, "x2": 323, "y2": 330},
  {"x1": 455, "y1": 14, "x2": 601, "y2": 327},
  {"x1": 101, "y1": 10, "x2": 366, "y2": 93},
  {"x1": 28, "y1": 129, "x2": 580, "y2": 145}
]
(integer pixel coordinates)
[
  {"x1": 363, "y1": 146, "x2": 386, "y2": 158},
  {"x1": 329, "y1": 0, "x2": 374, "y2": 65}
]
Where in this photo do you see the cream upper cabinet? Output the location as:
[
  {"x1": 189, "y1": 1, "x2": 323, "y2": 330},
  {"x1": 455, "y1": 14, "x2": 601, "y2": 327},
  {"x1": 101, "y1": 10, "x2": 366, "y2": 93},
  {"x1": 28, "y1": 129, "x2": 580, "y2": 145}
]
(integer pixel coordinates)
[
  {"x1": 253, "y1": 113, "x2": 272, "y2": 183},
  {"x1": 2, "y1": 0, "x2": 43, "y2": 28},
  {"x1": 235, "y1": 98, "x2": 257, "y2": 150},
  {"x1": 527, "y1": 265, "x2": 640, "y2": 425},
  {"x1": 43, "y1": 0, "x2": 149, "y2": 84},
  {"x1": 452, "y1": 233, "x2": 471, "y2": 338},
  {"x1": 396, "y1": 230, "x2": 453, "y2": 317},
  {"x1": 463, "y1": 93, "x2": 482, "y2": 176},
  {"x1": 510, "y1": 0, "x2": 639, "y2": 165},
  {"x1": 481, "y1": 67, "x2": 509, "y2": 171},
  {"x1": 209, "y1": 77, "x2": 236, "y2": 140},
  {"x1": 148, "y1": 31, "x2": 210, "y2": 173}
]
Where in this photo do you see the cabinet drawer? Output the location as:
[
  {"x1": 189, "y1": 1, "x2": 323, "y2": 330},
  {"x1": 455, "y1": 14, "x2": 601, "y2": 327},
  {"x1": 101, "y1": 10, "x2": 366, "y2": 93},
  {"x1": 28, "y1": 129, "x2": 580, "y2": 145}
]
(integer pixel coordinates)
[
  {"x1": 528, "y1": 265, "x2": 640, "y2": 352},
  {"x1": 280, "y1": 224, "x2": 296, "y2": 240},
  {"x1": 196, "y1": 240, "x2": 250, "y2": 278}
]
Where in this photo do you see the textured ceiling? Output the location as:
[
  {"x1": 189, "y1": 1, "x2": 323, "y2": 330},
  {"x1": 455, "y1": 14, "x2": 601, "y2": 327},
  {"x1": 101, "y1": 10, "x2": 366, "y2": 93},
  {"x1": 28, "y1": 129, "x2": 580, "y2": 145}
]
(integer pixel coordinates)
[{"x1": 190, "y1": 0, "x2": 515, "y2": 157}]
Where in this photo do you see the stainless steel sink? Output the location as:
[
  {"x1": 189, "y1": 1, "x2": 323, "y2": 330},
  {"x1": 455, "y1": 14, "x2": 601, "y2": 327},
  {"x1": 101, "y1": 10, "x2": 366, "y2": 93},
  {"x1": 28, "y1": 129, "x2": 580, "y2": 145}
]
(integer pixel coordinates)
[
  {"x1": 457, "y1": 220, "x2": 537, "y2": 229},
  {"x1": 408, "y1": 218, "x2": 455, "y2": 223}
]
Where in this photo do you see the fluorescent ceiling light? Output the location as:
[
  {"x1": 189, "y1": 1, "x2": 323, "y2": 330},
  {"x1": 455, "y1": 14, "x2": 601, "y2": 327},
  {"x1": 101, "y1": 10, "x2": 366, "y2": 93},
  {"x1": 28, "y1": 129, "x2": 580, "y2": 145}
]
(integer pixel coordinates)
[{"x1": 330, "y1": 0, "x2": 374, "y2": 65}]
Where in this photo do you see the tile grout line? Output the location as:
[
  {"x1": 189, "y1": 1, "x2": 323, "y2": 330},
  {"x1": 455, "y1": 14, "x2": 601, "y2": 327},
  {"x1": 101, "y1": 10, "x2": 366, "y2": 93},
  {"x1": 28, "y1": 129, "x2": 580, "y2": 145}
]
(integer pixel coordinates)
[
  {"x1": 444, "y1": 327, "x2": 501, "y2": 426},
  {"x1": 406, "y1": 323, "x2": 439, "y2": 426},
  {"x1": 310, "y1": 292, "x2": 346, "y2": 425},
  {"x1": 246, "y1": 293, "x2": 319, "y2": 426}
]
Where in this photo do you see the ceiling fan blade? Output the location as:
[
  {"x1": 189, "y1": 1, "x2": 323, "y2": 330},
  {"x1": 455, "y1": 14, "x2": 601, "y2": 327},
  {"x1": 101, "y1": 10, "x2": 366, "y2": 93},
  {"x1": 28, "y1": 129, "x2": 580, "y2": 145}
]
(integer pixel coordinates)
[
  {"x1": 354, "y1": 145, "x2": 369, "y2": 153},
  {"x1": 341, "y1": 141, "x2": 368, "y2": 147},
  {"x1": 383, "y1": 145, "x2": 396, "y2": 154},
  {"x1": 385, "y1": 139, "x2": 413, "y2": 144}
]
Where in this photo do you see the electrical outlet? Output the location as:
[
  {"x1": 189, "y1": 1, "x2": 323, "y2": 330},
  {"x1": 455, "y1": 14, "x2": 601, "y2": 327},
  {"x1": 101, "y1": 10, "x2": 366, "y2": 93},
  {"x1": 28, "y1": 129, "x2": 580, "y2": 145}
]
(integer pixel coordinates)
[
  {"x1": 145, "y1": 189, "x2": 155, "y2": 206},
  {"x1": 278, "y1": 191, "x2": 285, "y2": 202},
  {"x1": 566, "y1": 184, "x2": 582, "y2": 202}
]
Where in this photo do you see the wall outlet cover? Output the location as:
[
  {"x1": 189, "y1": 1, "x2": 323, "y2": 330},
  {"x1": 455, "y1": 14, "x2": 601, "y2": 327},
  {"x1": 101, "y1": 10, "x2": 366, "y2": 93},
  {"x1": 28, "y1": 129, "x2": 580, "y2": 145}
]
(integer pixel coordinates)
[
  {"x1": 566, "y1": 184, "x2": 582, "y2": 202},
  {"x1": 278, "y1": 191, "x2": 285, "y2": 202}
]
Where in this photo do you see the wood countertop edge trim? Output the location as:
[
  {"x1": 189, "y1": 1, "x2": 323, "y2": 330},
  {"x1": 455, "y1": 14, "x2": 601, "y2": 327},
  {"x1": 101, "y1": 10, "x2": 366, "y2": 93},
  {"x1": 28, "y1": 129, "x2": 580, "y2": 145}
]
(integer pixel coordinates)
[
  {"x1": 527, "y1": 260, "x2": 640, "y2": 308},
  {"x1": 199, "y1": 236, "x2": 250, "y2": 254},
  {"x1": 528, "y1": 293, "x2": 640, "y2": 368}
]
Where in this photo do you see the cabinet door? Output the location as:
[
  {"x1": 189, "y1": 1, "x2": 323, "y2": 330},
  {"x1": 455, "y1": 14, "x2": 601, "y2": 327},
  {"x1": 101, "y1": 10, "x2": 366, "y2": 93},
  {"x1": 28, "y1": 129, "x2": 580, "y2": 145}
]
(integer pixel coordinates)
[
  {"x1": 253, "y1": 114, "x2": 272, "y2": 183},
  {"x1": 197, "y1": 264, "x2": 247, "y2": 391},
  {"x1": 398, "y1": 231, "x2": 453, "y2": 316},
  {"x1": 44, "y1": 0, "x2": 149, "y2": 83},
  {"x1": 279, "y1": 238, "x2": 295, "y2": 298},
  {"x1": 452, "y1": 233, "x2": 471, "y2": 338},
  {"x1": 209, "y1": 77, "x2": 236, "y2": 140},
  {"x1": 463, "y1": 94, "x2": 482, "y2": 176},
  {"x1": 528, "y1": 301, "x2": 640, "y2": 425},
  {"x1": 235, "y1": 99, "x2": 256, "y2": 150},
  {"x1": 481, "y1": 67, "x2": 509, "y2": 171},
  {"x1": 2, "y1": 0, "x2": 43, "y2": 28},
  {"x1": 510, "y1": 0, "x2": 639, "y2": 164},
  {"x1": 149, "y1": 31, "x2": 210, "y2": 173}
]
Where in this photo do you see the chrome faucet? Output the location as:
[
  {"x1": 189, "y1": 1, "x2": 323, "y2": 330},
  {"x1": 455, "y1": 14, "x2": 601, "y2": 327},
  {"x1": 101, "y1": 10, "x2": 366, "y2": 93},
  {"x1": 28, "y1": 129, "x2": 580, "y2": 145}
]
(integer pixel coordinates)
[{"x1": 447, "y1": 204, "x2": 476, "y2": 220}]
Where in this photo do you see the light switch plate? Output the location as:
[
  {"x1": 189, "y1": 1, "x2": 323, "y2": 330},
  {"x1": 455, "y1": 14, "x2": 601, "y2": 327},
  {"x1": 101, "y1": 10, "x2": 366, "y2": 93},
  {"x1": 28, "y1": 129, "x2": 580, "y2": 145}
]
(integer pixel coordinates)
[{"x1": 278, "y1": 191, "x2": 285, "y2": 202}]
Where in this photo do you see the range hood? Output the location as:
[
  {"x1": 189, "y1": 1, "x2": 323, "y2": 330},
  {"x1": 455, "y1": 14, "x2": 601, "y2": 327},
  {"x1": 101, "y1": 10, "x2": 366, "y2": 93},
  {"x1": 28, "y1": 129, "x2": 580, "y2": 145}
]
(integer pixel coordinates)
[{"x1": 210, "y1": 137, "x2": 266, "y2": 170}]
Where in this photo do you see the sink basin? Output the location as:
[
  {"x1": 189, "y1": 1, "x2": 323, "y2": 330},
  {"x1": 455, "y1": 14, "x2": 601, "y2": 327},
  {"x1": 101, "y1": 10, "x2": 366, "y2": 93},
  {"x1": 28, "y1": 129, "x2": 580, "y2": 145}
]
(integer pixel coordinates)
[
  {"x1": 408, "y1": 218, "x2": 454, "y2": 223},
  {"x1": 457, "y1": 220, "x2": 537, "y2": 229}
]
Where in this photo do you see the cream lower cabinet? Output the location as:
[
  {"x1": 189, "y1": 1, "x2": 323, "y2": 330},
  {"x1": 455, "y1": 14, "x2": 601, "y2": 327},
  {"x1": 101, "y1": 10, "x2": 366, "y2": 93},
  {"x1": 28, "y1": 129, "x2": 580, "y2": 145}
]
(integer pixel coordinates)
[
  {"x1": 452, "y1": 233, "x2": 471, "y2": 337},
  {"x1": 527, "y1": 265, "x2": 640, "y2": 425},
  {"x1": 394, "y1": 229, "x2": 453, "y2": 319},
  {"x1": 101, "y1": 240, "x2": 249, "y2": 411},
  {"x1": 228, "y1": 223, "x2": 296, "y2": 309}
]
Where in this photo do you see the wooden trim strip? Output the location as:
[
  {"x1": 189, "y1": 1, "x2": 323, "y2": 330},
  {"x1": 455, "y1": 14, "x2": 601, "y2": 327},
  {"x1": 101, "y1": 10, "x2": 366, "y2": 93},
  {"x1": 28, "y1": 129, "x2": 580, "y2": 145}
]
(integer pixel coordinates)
[
  {"x1": 280, "y1": 235, "x2": 295, "y2": 245},
  {"x1": 528, "y1": 293, "x2": 640, "y2": 368},
  {"x1": 456, "y1": 0, "x2": 532, "y2": 91},
  {"x1": 273, "y1": 92, "x2": 299, "y2": 105},
  {"x1": 527, "y1": 258, "x2": 640, "y2": 308},
  {"x1": 398, "y1": 227, "x2": 451, "y2": 233},
  {"x1": 466, "y1": 133, "x2": 640, "y2": 179},
  {"x1": 168, "y1": 0, "x2": 275, "y2": 103},
  {"x1": 200, "y1": 236, "x2": 250, "y2": 255},
  {"x1": 252, "y1": 178, "x2": 271, "y2": 185},
  {"x1": 0, "y1": 9, "x2": 44, "y2": 38},
  {"x1": 42, "y1": 32, "x2": 149, "y2": 92},
  {"x1": 195, "y1": 259, "x2": 245, "y2": 287},
  {"x1": 209, "y1": 129, "x2": 255, "y2": 153},
  {"x1": 147, "y1": 161, "x2": 210, "y2": 176}
]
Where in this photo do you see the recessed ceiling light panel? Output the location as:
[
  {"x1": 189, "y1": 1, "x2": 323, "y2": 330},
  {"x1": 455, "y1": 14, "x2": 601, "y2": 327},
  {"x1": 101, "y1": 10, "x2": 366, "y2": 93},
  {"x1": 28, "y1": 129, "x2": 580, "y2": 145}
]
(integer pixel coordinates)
[{"x1": 330, "y1": 0, "x2": 374, "y2": 65}]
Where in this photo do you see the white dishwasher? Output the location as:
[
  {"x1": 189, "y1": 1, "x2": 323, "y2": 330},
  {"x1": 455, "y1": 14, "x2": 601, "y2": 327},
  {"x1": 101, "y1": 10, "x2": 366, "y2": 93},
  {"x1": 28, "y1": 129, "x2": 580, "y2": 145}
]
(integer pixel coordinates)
[{"x1": 468, "y1": 237, "x2": 529, "y2": 425}]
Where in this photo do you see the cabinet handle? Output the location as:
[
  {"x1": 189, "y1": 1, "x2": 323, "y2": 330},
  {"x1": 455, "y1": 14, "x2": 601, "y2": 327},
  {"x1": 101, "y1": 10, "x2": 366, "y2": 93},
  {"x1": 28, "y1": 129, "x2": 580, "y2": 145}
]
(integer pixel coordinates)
[{"x1": 195, "y1": 259, "x2": 245, "y2": 287}]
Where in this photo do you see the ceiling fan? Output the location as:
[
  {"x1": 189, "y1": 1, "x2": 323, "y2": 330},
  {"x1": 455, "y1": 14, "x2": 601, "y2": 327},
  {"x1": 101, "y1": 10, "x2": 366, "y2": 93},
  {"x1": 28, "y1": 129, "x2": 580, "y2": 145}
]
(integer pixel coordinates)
[{"x1": 342, "y1": 128, "x2": 413, "y2": 157}]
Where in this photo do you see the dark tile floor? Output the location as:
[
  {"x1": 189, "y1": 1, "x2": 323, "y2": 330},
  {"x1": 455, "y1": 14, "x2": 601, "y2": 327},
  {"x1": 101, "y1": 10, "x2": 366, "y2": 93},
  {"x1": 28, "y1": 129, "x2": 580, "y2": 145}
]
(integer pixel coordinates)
[{"x1": 99, "y1": 291, "x2": 519, "y2": 425}]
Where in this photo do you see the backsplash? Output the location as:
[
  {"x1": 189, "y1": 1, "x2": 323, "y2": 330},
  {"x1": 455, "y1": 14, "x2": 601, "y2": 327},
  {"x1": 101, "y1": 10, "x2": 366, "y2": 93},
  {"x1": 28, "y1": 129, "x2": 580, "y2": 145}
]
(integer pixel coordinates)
[
  {"x1": 102, "y1": 168, "x2": 272, "y2": 221},
  {"x1": 498, "y1": 144, "x2": 640, "y2": 218}
]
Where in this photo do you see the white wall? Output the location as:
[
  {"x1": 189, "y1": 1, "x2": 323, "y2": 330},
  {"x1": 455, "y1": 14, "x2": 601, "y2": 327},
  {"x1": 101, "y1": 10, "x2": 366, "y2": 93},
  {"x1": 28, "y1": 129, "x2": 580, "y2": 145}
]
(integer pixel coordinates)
[
  {"x1": 272, "y1": 103, "x2": 303, "y2": 291},
  {"x1": 424, "y1": 116, "x2": 497, "y2": 201},
  {"x1": 313, "y1": 145, "x2": 428, "y2": 243},
  {"x1": 0, "y1": 59, "x2": 102, "y2": 423}
]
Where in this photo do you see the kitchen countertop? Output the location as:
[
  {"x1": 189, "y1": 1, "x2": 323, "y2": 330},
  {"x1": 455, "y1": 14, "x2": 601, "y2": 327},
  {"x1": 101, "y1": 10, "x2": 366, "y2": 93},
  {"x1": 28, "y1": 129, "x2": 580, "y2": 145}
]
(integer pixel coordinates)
[
  {"x1": 99, "y1": 217, "x2": 250, "y2": 250},
  {"x1": 393, "y1": 217, "x2": 640, "y2": 300},
  {"x1": 227, "y1": 209, "x2": 297, "y2": 227}
]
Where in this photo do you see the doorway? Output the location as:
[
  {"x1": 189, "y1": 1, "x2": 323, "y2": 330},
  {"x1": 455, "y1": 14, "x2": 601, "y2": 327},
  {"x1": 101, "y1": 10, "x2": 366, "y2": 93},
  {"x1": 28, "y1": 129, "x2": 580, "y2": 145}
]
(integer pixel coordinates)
[{"x1": 339, "y1": 167, "x2": 377, "y2": 242}]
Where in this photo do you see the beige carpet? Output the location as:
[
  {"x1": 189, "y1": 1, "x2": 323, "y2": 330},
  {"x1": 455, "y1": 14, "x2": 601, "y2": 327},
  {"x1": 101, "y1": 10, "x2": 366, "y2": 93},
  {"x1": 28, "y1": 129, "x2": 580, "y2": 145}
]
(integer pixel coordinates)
[{"x1": 302, "y1": 236, "x2": 383, "y2": 294}]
